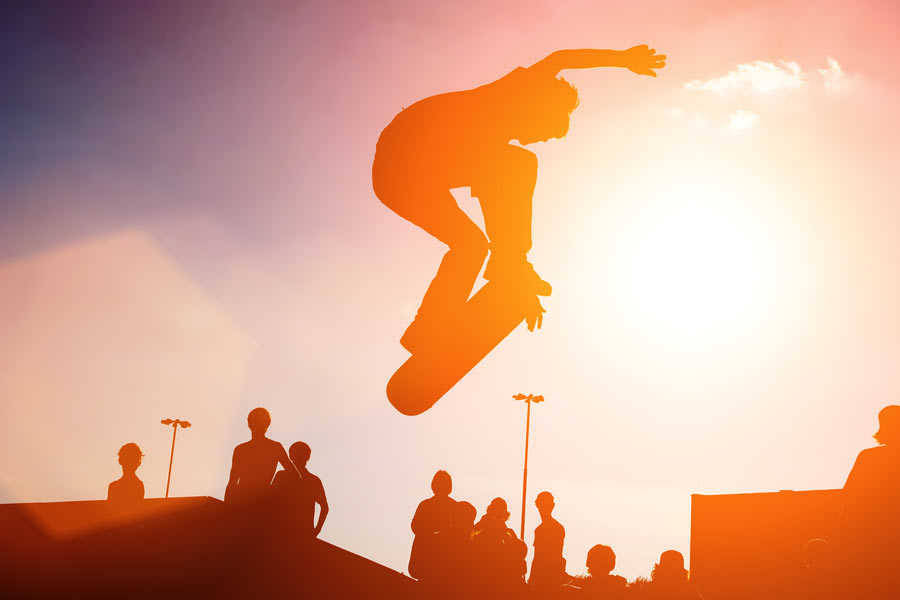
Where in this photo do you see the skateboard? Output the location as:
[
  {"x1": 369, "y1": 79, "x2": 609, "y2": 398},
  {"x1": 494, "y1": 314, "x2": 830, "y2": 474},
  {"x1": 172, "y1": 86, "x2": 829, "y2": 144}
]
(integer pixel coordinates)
[{"x1": 386, "y1": 281, "x2": 533, "y2": 416}]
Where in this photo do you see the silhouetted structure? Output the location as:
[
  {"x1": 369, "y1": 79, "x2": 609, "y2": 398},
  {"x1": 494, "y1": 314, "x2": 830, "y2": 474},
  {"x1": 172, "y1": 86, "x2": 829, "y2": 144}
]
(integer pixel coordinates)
[
  {"x1": 224, "y1": 407, "x2": 296, "y2": 503},
  {"x1": 529, "y1": 490, "x2": 567, "y2": 587},
  {"x1": 0, "y1": 497, "x2": 415, "y2": 600},
  {"x1": 107, "y1": 443, "x2": 144, "y2": 504},
  {"x1": 409, "y1": 470, "x2": 457, "y2": 581},
  {"x1": 273, "y1": 441, "x2": 329, "y2": 538},
  {"x1": 376, "y1": 46, "x2": 666, "y2": 414},
  {"x1": 690, "y1": 489, "x2": 842, "y2": 600}
]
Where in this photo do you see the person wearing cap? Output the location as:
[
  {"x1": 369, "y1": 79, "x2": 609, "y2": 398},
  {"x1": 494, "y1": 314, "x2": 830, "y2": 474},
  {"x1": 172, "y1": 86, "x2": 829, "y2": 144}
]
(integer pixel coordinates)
[
  {"x1": 107, "y1": 442, "x2": 145, "y2": 504},
  {"x1": 841, "y1": 405, "x2": 900, "y2": 596}
]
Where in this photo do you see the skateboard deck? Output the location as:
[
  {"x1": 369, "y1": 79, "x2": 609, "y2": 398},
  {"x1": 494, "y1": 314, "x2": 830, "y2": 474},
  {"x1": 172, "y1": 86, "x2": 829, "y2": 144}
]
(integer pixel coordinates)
[{"x1": 387, "y1": 281, "x2": 532, "y2": 416}]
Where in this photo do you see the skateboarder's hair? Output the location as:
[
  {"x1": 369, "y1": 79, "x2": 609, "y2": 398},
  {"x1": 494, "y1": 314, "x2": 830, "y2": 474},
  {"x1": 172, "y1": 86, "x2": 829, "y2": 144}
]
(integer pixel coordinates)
[
  {"x1": 247, "y1": 407, "x2": 271, "y2": 432},
  {"x1": 519, "y1": 76, "x2": 580, "y2": 140},
  {"x1": 431, "y1": 470, "x2": 452, "y2": 496}
]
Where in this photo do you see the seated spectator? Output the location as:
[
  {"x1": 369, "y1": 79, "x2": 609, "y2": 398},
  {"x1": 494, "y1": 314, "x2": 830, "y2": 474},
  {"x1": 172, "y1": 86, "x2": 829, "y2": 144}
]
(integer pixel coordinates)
[
  {"x1": 646, "y1": 550, "x2": 702, "y2": 600},
  {"x1": 570, "y1": 544, "x2": 627, "y2": 598},
  {"x1": 107, "y1": 443, "x2": 145, "y2": 504},
  {"x1": 472, "y1": 498, "x2": 527, "y2": 589},
  {"x1": 409, "y1": 470, "x2": 457, "y2": 582},
  {"x1": 272, "y1": 441, "x2": 328, "y2": 538}
]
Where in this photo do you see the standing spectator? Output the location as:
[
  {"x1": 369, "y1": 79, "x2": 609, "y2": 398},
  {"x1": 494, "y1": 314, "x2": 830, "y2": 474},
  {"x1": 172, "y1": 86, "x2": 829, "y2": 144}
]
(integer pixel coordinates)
[
  {"x1": 224, "y1": 408, "x2": 297, "y2": 503},
  {"x1": 529, "y1": 491, "x2": 567, "y2": 587},
  {"x1": 272, "y1": 441, "x2": 329, "y2": 538}
]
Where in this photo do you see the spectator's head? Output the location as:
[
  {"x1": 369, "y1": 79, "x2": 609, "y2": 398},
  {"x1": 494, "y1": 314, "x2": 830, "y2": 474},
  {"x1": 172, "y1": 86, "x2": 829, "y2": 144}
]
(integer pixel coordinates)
[
  {"x1": 587, "y1": 544, "x2": 616, "y2": 577},
  {"x1": 651, "y1": 550, "x2": 688, "y2": 584},
  {"x1": 117, "y1": 443, "x2": 143, "y2": 473},
  {"x1": 289, "y1": 441, "x2": 311, "y2": 467},
  {"x1": 486, "y1": 497, "x2": 510, "y2": 521},
  {"x1": 535, "y1": 491, "x2": 555, "y2": 517},
  {"x1": 247, "y1": 407, "x2": 271, "y2": 434},
  {"x1": 431, "y1": 470, "x2": 452, "y2": 496},
  {"x1": 454, "y1": 501, "x2": 477, "y2": 530},
  {"x1": 874, "y1": 405, "x2": 900, "y2": 446}
]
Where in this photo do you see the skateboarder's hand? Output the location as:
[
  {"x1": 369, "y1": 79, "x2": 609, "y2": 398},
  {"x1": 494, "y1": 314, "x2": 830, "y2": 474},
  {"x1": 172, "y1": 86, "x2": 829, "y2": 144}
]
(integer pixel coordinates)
[
  {"x1": 622, "y1": 44, "x2": 666, "y2": 77},
  {"x1": 525, "y1": 295, "x2": 545, "y2": 332}
]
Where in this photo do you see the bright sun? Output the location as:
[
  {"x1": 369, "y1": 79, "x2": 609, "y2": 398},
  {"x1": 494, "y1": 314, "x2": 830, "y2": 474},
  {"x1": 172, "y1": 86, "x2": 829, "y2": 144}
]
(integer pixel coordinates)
[{"x1": 607, "y1": 171, "x2": 785, "y2": 343}]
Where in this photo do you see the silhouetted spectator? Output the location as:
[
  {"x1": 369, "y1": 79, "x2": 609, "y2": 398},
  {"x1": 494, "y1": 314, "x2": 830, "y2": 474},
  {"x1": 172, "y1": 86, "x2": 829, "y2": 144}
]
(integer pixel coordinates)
[
  {"x1": 272, "y1": 441, "x2": 329, "y2": 538},
  {"x1": 107, "y1": 443, "x2": 144, "y2": 504},
  {"x1": 224, "y1": 407, "x2": 296, "y2": 503},
  {"x1": 645, "y1": 550, "x2": 702, "y2": 600},
  {"x1": 529, "y1": 491, "x2": 567, "y2": 587},
  {"x1": 409, "y1": 470, "x2": 456, "y2": 581},
  {"x1": 472, "y1": 497, "x2": 527, "y2": 591},
  {"x1": 841, "y1": 405, "x2": 900, "y2": 596},
  {"x1": 571, "y1": 544, "x2": 627, "y2": 598}
]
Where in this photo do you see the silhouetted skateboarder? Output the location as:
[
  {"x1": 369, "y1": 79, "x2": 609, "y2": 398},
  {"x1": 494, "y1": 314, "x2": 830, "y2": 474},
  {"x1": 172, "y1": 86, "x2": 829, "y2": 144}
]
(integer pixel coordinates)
[
  {"x1": 373, "y1": 45, "x2": 666, "y2": 353},
  {"x1": 376, "y1": 47, "x2": 665, "y2": 414},
  {"x1": 224, "y1": 407, "x2": 298, "y2": 503}
]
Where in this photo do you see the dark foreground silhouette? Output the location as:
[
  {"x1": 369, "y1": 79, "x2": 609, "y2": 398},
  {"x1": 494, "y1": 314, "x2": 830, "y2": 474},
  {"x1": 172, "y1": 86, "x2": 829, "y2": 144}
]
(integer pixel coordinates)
[
  {"x1": 225, "y1": 407, "x2": 298, "y2": 503},
  {"x1": 107, "y1": 442, "x2": 145, "y2": 504},
  {"x1": 375, "y1": 45, "x2": 666, "y2": 415}
]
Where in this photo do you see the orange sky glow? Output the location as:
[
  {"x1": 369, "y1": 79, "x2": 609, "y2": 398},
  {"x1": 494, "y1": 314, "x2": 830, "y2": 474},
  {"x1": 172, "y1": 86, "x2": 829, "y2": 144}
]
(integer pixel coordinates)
[{"x1": 2, "y1": 0, "x2": 900, "y2": 580}]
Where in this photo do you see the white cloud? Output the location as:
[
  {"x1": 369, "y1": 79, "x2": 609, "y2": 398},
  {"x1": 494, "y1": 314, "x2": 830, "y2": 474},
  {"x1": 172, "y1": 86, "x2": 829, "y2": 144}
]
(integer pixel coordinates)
[
  {"x1": 685, "y1": 57, "x2": 854, "y2": 97},
  {"x1": 818, "y1": 56, "x2": 853, "y2": 92},
  {"x1": 727, "y1": 109, "x2": 759, "y2": 134},
  {"x1": 685, "y1": 60, "x2": 806, "y2": 96}
]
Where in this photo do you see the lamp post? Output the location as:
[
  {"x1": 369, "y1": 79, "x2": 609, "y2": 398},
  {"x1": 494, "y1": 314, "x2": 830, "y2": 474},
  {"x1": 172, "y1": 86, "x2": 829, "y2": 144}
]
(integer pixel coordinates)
[
  {"x1": 513, "y1": 393, "x2": 544, "y2": 541},
  {"x1": 160, "y1": 418, "x2": 191, "y2": 498}
]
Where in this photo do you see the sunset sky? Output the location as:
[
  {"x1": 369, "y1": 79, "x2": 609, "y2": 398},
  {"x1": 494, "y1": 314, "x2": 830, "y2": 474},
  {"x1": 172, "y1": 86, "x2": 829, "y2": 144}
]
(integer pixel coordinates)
[{"x1": 3, "y1": 0, "x2": 900, "y2": 580}]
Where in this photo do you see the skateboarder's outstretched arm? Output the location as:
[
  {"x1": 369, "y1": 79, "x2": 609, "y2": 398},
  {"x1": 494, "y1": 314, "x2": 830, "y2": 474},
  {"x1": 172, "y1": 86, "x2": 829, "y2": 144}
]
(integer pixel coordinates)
[{"x1": 531, "y1": 45, "x2": 666, "y2": 77}]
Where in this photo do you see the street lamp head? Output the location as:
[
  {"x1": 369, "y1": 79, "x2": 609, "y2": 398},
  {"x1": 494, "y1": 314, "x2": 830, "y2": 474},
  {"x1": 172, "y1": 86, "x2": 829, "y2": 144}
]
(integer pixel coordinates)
[
  {"x1": 161, "y1": 419, "x2": 173, "y2": 425},
  {"x1": 532, "y1": 395, "x2": 545, "y2": 403},
  {"x1": 513, "y1": 394, "x2": 529, "y2": 401},
  {"x1": 513, "y1": 394, "x2": 545, "y2": 403},
  {"x1": 179, "y1": 421, "x2": 191, "y2": 428}
]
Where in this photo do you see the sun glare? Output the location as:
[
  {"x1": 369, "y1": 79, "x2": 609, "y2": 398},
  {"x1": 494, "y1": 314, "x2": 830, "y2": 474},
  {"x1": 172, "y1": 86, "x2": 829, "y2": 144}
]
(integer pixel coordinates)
[{"x1": 609, "y1": 173, "x2": 783, "y2": 344}]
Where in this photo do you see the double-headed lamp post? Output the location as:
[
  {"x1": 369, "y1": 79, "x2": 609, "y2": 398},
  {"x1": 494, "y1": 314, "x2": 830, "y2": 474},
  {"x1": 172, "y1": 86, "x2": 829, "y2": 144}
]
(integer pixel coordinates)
[
  {"x1": 513, "y1": 393, "x2": 544, "y2": 541},
  {"x1": 160, "y1": 418, "x2": 191, "y2": 498}
]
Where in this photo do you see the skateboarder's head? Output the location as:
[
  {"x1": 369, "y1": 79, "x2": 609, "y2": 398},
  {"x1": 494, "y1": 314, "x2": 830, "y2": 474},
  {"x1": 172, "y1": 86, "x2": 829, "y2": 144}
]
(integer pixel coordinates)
[
  {"x1": 289, "y1": 441, "x2": 311, "y2": 467},
  {"x1": 874, "y1": 405, "x2": 900, "y2": 446},
  {"x1": 512, "y1": 76, "x2": 579, "y2": 145},
  {"x1": 587, "y1": 544, "x2": 616, "y2": 577},
  {"x1": 247, "y1": 407, "x2": 271, "y2": 435},
  {"x1": 431, "y1": 470, "x2": 452, "y2": 497},
  {"x1": 535, "y1": 490, "x2": 555, "y2": 517},
  {"x1": 117, "y1": 443, "x2": 143, "y2": 474}
]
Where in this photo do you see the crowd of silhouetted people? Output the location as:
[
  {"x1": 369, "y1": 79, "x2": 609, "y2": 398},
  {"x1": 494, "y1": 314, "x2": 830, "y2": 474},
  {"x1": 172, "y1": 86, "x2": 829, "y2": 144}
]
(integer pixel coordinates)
[
  {"x1": 407, "y1": 470, "x2": 702, "y2": 599},
  {"x1": 104, "y1": 404, "x2": 900, "y2": 599},
  {"x1": 108, "y1": 407, "x2": 328, "y2": 539}
]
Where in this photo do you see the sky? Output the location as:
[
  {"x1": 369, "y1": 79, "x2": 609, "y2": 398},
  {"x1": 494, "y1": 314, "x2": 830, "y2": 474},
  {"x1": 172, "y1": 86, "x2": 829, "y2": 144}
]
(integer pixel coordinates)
[{"x1": 2, "y1": 0, "x2": 900, "y2": 580}]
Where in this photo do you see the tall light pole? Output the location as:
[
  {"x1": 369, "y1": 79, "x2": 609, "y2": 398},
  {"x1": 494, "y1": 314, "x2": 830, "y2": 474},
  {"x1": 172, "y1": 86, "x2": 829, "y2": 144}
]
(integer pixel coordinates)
[
  {"x1": 160, "y1": 418, "x2": 191, "y2": 498},
  {"x1": 513, "y1": 393, "x2": 544, "y2": 541}
]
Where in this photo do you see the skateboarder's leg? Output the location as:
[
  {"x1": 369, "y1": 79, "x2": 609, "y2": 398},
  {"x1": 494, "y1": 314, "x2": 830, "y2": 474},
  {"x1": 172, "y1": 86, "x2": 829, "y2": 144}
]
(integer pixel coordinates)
[
  {"x1": 377, "y1": 187, "x2": 488, "y2": 351},
  {"x1": 473, "y1": 146, "x2": 550, "y2": 295}
]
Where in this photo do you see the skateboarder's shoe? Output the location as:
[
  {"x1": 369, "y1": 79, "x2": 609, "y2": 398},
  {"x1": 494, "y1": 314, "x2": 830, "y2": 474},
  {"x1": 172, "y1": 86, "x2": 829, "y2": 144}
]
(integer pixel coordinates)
[{"x1": 484, "y1": 259, "x2": 552, "y2": 297}]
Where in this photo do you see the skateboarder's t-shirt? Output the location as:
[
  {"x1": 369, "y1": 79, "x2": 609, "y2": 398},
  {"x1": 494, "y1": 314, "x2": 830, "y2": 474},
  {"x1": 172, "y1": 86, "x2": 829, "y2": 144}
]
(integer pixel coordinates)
[
  {"x1": 273, "y1": 469, "x2": 327, "y2": 535},
  {"x1": 377, "y1": 65, "x2": 544, "y2": 153}
]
